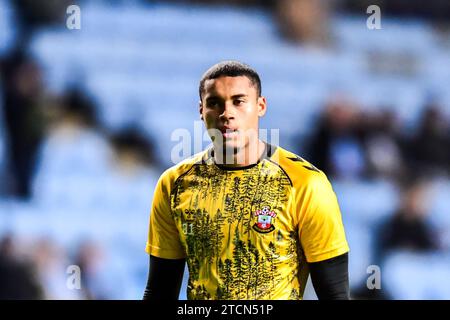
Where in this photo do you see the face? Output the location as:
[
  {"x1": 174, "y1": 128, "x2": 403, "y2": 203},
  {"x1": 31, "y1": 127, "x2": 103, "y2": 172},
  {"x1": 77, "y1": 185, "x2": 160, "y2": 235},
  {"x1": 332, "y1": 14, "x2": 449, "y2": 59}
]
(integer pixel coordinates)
[{"x1": 199, "y1": 76, "x2": 266, "y2": 153}]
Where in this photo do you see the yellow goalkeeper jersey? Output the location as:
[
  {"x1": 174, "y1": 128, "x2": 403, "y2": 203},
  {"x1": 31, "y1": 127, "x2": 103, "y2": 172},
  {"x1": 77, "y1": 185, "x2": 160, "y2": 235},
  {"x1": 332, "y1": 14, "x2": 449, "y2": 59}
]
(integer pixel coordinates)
[{"x1": 146, "y1": 142, "x2": 349, "y2": 300}]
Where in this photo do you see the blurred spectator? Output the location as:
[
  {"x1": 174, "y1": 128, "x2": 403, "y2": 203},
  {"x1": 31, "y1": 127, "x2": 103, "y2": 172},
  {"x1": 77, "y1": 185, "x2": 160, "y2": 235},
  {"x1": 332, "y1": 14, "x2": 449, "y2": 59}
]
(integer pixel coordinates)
[
  {"x1": 306, "y1": 95, "x2": 367, "y2": 180},
  {"x1": 275, "y1": 0, "x2": 333, "y2": 46},
  {"x1": 30, "y1": 237, "x2": 81, "y2": 299},
  {"x1": 109, "y1": 128, "x2": 159, "y2": 174},
  {"x1": 352, "y1": 177, "x2": 440, "y2": 300},
  {"x1": 51, "y1": 87, "x2": 100, "y2": 131},
  {"x1": 406, "y1": 103, "x2": 450, "y2": 177},
  {"x1": 73, "y1": 240, "x2": 111, "y2": 300},
  {"x1": 34, "y1": 86, "x2": 106, "y2": 174},
  {"x1": 0, "y1": 47, "x2": 48, "y2": 199},
  {"x1": 376, "y1": 178, "x2": 440, "y2": 263},
  {"x1": 32, "y1": 87, "x2": 113, "y2": 204},
  {"x1": 11, "y1": 0, "x2": 73, "y2": 43},
  {"x1": 362, "y1": 109, "x2": 407, "y2": 181},
  {"x1": 0, "y1": 234, "x2": 44, "y2": 299},
  {"x1": 103, "y1": 128, "x2": 161, "y2": 212}
]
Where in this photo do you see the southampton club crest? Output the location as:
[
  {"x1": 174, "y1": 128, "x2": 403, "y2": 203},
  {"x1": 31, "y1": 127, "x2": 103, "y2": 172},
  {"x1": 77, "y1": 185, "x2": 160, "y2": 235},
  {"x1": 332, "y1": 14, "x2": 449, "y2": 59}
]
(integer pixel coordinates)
[{"x1": 252, "y1": 206, "x2": 277, "y2": 233}]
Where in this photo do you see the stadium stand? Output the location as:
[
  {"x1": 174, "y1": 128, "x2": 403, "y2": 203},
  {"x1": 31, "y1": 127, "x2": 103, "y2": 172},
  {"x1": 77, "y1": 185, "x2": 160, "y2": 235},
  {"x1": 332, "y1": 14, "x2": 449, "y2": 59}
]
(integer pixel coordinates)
[{"x1": 0, "y1": 0, "x2": 449, "y2": 299}]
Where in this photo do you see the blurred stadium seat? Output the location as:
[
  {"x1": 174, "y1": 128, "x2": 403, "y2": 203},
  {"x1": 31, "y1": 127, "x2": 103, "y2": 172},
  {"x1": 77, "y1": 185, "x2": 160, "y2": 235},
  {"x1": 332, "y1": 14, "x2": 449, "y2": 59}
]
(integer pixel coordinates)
[
  {"x1": 333, "y1": 179, "x2": 400, "y2": 225},
  {"x1": 0, "y1": 0, "x2": 16, "y2": 55},
  {"x1": 383, "y1": 251, "x2": 450, "y2": 299}
]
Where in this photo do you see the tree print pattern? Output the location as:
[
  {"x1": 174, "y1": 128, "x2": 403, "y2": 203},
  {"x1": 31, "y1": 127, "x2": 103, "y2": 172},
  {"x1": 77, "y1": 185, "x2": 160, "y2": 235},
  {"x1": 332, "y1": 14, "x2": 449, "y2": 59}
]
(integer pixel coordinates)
[{"x1": 171, "y1": 158, "x2": 302, "y2": 300}]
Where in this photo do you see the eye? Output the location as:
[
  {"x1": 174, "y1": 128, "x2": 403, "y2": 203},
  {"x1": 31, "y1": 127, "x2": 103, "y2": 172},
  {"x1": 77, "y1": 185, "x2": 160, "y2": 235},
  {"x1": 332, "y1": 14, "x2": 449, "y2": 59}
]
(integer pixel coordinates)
[
  {"x1": 206, "y1": 100, "x2": 220, "y2": 108},
  {"x1": 234, "y1": 99, "x2": 245, "y2": 106}
]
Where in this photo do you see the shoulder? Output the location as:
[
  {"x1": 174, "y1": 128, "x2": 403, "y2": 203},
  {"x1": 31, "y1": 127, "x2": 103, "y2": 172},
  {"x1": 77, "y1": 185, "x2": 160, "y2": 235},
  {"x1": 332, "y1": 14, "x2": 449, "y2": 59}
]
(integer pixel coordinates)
[
  {"x1": 158, "y1": 149, "x2": 208, "y2": 188},
  {"x1": 270, "y1": 146, "x2": 331, "y2": 190}
]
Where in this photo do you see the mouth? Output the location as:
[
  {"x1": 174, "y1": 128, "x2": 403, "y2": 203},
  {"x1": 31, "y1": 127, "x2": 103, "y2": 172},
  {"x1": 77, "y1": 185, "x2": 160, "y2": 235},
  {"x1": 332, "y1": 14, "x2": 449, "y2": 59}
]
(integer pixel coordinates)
[{"x1": 220, "y1": 127, "x2": 239, "y2": 139}]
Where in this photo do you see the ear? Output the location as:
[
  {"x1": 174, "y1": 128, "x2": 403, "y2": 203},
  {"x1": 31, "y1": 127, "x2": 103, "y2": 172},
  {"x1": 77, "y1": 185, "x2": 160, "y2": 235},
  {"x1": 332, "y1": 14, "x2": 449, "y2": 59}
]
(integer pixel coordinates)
[
  {"x1": 199, "y1": 101, "x2": 204, "y2": 120},
  {"x1": 257, "y1": 96, "x2": 267, "y2": 117}
]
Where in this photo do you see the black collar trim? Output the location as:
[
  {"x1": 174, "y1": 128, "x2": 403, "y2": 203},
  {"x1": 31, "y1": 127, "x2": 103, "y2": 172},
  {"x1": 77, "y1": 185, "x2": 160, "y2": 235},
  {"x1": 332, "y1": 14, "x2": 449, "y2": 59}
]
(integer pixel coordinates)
[{"x1": 202, "y1": 141, "x2": 278, "y2": 171}]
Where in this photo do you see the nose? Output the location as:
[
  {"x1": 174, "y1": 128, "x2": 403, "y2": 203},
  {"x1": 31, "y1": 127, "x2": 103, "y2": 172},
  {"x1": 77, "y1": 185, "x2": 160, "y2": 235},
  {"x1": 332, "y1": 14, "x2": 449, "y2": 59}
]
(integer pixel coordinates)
[{"x1": 219, "y1": 102, "x2": 235, "y2": 122}]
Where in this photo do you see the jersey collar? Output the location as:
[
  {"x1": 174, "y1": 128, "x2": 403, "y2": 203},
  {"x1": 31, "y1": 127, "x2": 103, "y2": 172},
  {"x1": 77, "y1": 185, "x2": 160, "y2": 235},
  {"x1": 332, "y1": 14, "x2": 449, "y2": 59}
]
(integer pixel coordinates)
[{"x1": 201, "y1": 141, "x2": 278, "y2": 171}]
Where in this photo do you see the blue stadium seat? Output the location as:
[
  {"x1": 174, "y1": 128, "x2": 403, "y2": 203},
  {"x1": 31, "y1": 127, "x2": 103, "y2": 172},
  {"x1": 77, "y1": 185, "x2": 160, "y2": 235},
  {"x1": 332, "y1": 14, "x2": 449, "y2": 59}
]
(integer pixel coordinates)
[
  {"x1": 383, "y1": 251, "x2": 450, "y2": 299},
  {"x1": 332, "y1": 179, "x2": 400, "y2": 225},
  {"x1": 0, "y1": 0, "x2": 16, "y2": 56},
  {"x1": 333, "y1": 16, "x2": 435, "y2": 55},
  {"x1": 80, "y1": 2, "x2": 278, "y2": 43},
  {"x1": 344, "y1": 222, "x2": 374, "y2": 289}
]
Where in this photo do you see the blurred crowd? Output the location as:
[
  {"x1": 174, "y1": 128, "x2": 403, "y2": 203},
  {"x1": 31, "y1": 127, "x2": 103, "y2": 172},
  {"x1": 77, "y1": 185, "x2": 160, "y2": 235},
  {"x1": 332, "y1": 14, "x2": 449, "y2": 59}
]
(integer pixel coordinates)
[
  {"x1": 1, "y1": 0, "x2": 450, "y2": 300},
  {"x1": 303, "y1": 96, "x2": 450, "y2": 298},
  {"x1": 0, "y1": 47, "x2": 160, "y2": 199},
  {"x1": 0, "y1": 50, "x2": 161, "y2": 299},
  {"x1": 0, "y1": 231, "x2": 124, "y2": 299},
  {"x1": 305, "y1": 96, "x2": 450, "y2": 182},
  {"x1": 1, "y1": 42, "x2": 161, "y2": 298}
]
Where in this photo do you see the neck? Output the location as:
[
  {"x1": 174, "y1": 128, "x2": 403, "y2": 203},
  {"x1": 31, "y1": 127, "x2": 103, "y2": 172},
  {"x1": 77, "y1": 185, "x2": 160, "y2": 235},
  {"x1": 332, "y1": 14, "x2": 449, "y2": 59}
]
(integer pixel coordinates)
[{"x1": 214, "y1": 139, "x2": 266, "y2": 168}]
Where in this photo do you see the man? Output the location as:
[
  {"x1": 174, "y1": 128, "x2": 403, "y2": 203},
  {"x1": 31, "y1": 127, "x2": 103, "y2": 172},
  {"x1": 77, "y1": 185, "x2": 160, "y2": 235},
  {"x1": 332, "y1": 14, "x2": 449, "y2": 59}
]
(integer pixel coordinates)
[{"x1": 143, "y1": 61, "x2": 350, "y2": 300}]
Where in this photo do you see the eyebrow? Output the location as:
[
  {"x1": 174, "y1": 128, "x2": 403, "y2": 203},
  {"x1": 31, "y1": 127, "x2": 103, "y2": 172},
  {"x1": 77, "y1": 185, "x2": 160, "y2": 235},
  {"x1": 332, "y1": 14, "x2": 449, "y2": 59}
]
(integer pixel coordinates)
[
  {"x1": 205, "y1": 94, "x2": 248, "y2": 101},
  {"x1": 231, "y1": 94, "x2": 248, "y2": 99}
]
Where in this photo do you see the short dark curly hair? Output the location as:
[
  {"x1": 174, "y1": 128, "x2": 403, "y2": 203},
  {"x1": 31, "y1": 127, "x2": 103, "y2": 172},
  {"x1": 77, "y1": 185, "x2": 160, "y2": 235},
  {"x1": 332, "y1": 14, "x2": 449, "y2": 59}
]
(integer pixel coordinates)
[{"x1": 198, "y1": 60, "x2": 262, "y2": 101}]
